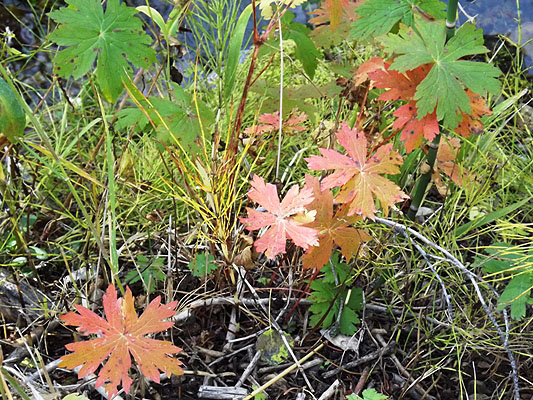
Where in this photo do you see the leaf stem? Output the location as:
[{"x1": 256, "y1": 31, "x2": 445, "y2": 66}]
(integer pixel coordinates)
[{"x1": 407, "y1": 0, "x2": 458, "y2": 221}]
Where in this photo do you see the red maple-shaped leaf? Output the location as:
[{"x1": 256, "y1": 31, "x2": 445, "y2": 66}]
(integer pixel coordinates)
[
  {"x1": 245, "y1": 111, "x2": 307, "y2": 136},
  {"x1": 357, "y1": 59, "x2": 439, "y2": 152},
  {"x1": 60, "y1": 285, "x2": 183, "y2": 398},
  {"x1": 455, "y1": 89, "x2": 492, "y2": 137},
  {"x1": 240, "y1": 175, "x2": 319, "y2": 259},
  {"x1": 306, "y1": 122, "x2": 408, "y2": 219},
  {"x1": 302, "y1": 175, "x2": 371, "y2": 269},
  {"x1": 368, "y1": 63, "x2": 432, "y2": 102},
  {"x1": 393, "y1": 102, "x2": 439, "y2": 153},
  {"x1": 353, "y1": 56, "x2": 386, "y2": 86}
]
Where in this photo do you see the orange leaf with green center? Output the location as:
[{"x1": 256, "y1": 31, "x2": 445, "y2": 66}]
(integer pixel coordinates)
[
  {"x1": 309, "y1": 0, "x2": 359, "y2": 47},
  {"x1": 302, "y1": 175, "x2": 371, "y2": 269},
  {"x1": 306, "y1": 122, "x2": 408, "y2": 219},
  {"x1": 240, "y1": 175, "x2": 319, "y2": 259},
  {"x1": 60, "y1": 285, "x2": 183, "y2": 398}
]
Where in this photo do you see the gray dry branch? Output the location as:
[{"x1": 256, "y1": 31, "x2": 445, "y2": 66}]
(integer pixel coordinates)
[{"x1": 374, "y1": 217, "x2": 520, "y2": 400}]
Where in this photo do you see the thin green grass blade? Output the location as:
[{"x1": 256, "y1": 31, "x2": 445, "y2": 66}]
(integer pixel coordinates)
[
  {"x1": 224, "y1": 4, "x2": 252, "y2": 101},
  {"x1": 0, "y1": 367, "x2": 32, "y2": 400},
  {"x1": 454, "y1": 196, "x2": 532, "y2": 237}
]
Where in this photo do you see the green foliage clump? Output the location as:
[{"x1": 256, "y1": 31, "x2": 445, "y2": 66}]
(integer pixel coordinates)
[
  {"x1": 351, "y1": 0, "x2": 445, "y2": 39},
  {"x1": 309, "y1": 254, "x2": 363, "y2": 335}
]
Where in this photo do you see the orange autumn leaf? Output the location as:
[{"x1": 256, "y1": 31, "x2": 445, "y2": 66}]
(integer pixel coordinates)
[
  {"x1": 435, "y1": 137, "x2": 475, "y2": 188},
  {"x1": 325, "y1": 0, "x2": 349, "y2": 31},
  {"x1": 309, "y1": 0, "x2": 359, "y2": 47},
  {"x1": 455, "y1": 89, "x2": 492, "y2": 137},
  {"x1": 245, "y1": 110, "x2": 307, "y2": 136},
  {"x1": 369, "y1": 63, "x2": 432, "y2": 101},
  {"x1": 393, "y1": 102, "x2": 440, "y2": 153},
  {"x1": 353, "y1": 56, "x2": 386, "y2": 86},
  {"x1": 306, "y1": 122, "x2": 408, "y2": 219},
  {"x1": 60, "y1": 285, "x2": 183, "y2": 398},
  {"x1": 240, "y1": 175, "x2": 319, "y2": 259},
  {"x1": 356, "y1": 59, "x2": 439, "y2": 152},
  {"x1": 302, "y1": 175, "x2": 371, "y2": 269}
]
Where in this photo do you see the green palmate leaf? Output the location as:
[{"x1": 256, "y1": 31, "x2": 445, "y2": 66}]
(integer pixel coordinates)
[
  {"x1": 380, "y1": 18, "x2": 501, "y2": 129},
  {"x1": 188, "y1": 252, "x2": 217, "y2": 277},
  {"x1": 49, "y1": 0, "x2": 156, "y2": 102},
  {"x1": 119, "y1": 81, "x2": 213, "y2": 153},
  {"x1": 125, "y1": 255, "x2": 166, "y2": 294},
  {"x1": 474, "y1": 243, "x2": 533, "y2": 320},
  {"x1": 347, "y1": 388, "x2": 389, "y2": 400},
  {"x1": 351, "y1": 0, "x2": 446, "y2": 40},
  {"x1": 250, "y1": 80, "x2": 342, "y2": 124},
  {"x1": 0, "y1": 77, "x2": 25, "y2": 143},
  {"x1": 497, "y1": 275, "x2": 533, "y2": 320},
  {"x1": 308, "y1": 255, "x2": 362, "y2": 335}
]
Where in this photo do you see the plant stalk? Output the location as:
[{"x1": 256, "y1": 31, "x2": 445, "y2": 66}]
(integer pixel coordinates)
[{"x1": 407, "y1": 0, "x2": 458, "y2": 220}]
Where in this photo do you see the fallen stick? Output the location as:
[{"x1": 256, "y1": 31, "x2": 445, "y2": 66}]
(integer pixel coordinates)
[{"x1": 243, "y1": 343, "x2": 324, "y2": 400}]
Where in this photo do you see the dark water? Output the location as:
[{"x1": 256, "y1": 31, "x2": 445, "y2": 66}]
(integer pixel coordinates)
[
  {"x1": 458, "y1": 0, "x2": 533, "y2": 69},
  {"x1": 1, "y1": 0, "x2": 531, "y2": 76}
]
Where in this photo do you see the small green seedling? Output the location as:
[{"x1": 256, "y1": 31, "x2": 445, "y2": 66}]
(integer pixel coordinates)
[
  {"x1": 188, "y1": 251, "x2": 218, "y2": 277},
  {"x1": 474, "y1": 243, "x2": 533, "y2": 320},
  {"x1": 346, "y1": 388, "x2": 389, "y2": 400},
  {"x1": 309, "y1": 254, "x2": 363, "y2": 335},
  {"x1": 125, "y1": 255, "x2": 166, "y2": 294}
]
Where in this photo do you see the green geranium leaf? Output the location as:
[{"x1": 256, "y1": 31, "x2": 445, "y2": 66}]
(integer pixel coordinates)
[
  {"x1": 309, "y1": 259, "x2": 362, "y2": 335},
  {"x1": 125, "y1": 255, "x2": 166, "y2": 293},
  {"x1": 49, "y1": 0, "x2": 156, "y2": 102},
  {"x1": 380, "y1": 19, "x2": 501, "y2": 129},
  {"x1": 351, "y1": 0, "x2": 446, "y2": 40},
  {"x1": 339, "y1": 305, "x2": 359, "y2": 336},
  {"x1": 475, "y1": 243, "x2": 533, "y2": 320},
  {"x1": 188, "y1": 252, "x2": 217, "y2": 277},
  {"x1": 497, "y1": 274, "x2": 533, "y2": 320},
  {"x1": 348, "y1": 388, "x2": 389, "y2": 400},
  {"x1": 118, "y1": 81, "x2": 213, "y2": 154}
]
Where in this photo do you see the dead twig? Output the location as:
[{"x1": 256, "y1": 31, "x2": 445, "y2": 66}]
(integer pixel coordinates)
[{"x1": 374, "y1": 217, "x2": 520, "y2": 400}]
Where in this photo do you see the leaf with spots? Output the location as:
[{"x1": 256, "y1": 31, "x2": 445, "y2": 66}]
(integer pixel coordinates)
[
  {"x1": 455, "y1": 89, "x2": 492, "y2": 137},
  {"x1": 49, "y1": 0, "x2": 156, "y2": 102},
  {"x1": 380, "y1": 18, "x2": 500, "y2": 129},
  {"x1": 306, "y1": 122, "x2": 408, "y2": 219},
  {"x1": 393, "y1": 102, "x2": 439, "y2": 152},
  {"x1": 240, "y1": 175, "x2": 319, "y2": 259},
  {"x1": 302, "y1": 175, "x2": 371, "y2": 269},
  {"x1": 60, "y1": 285, "x2": 183, "y2": 398}
]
